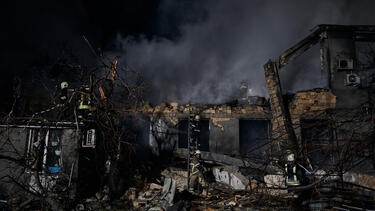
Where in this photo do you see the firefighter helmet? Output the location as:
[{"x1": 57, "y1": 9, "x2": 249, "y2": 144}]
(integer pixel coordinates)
[
  {"x1": 194, "y1": 150, "x2": 201, "y2": 155},
  {"x1": 60, "y1": 82, "x2": 68, "y2": 89},
  {"x1": 286, "y1": 153, "x2": 295, "y2": 162}
]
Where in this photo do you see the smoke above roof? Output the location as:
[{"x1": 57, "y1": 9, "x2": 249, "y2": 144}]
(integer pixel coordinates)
[{"x1": 112, "y1": 0, "x2": 375, "y2": 104}]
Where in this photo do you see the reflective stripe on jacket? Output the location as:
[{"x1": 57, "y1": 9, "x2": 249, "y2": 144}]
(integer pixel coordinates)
[{"x1": 190, "y1": 162, "x2": 200, "y2": 175}]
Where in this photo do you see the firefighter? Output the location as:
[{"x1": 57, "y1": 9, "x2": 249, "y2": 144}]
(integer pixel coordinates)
[
  {"x1": 284, "y1": 151, "x2": 300, "y2": 186},
  {"x1": 193, "y1": 114, "x2": 200, "y2": 127},
  {"x1": 59, "y1": 82, "x2": 69, "y2": 104},
  {"x1": 192, "y1": 115, "x2": 200, "y2": 133},
  {"x1": 191, "y1": 114, "x2": 200, "y2": 149},
  {"x1": 189, "y1": 150, "x2": 206, "y2": 193},
  {"x1": 77, "y1": 86, "x2": 92, "y2": 120}
]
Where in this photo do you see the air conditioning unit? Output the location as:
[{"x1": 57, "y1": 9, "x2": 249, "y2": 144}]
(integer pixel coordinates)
[
  {"x1": 344, "y1": 73, "x2": 361, "y2": 87},
  {"x1": 337, "y1": 58, "x2": 354, "y2": 70},
  {"x1": 82, "y1": 129, "x2": 96, "y2": 148}
]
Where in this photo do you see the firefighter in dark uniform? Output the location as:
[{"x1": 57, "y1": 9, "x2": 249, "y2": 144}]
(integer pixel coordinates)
[
  {"x1": 77, "y1": 86, "x2": 92, "y2": 120},
  {"x1": 189, "y1": 150, "x2": 206, "y2": 193},
  {"x1": 191, "y1": 114, "x2": 200, "y2": 149},
  {"x1": 285, "y1": 151, "x2": 300, "y2": 186},
  {"x1": 59, "y1": 82, "x2": 69, "y2": 104}
]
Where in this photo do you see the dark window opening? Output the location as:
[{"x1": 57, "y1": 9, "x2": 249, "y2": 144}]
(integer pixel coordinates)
[
  {"x1": 26, "y1": 129, "x2": 62, "y2": 173},
  {"x1": 178, "y1": 119, "x2": 210, "y2": 152},
  {"x1": 26, "y1": 129, "x2": 46, "y2": 171},
  {"x1": 301, "y1": 120, "x2": 333, "y2": 169},
  {"x1": 178, "y1": 119, "x2": 188, "y2": 149},
  {"x1": 239, "y1": 120, "x2": 269, "y2": 159},
  {"x1": 45, "y1": 130, "x2": 62, "y2": 173},
  {"x1": 199, "y1": 120, "x2": 210, "y2": 152}
]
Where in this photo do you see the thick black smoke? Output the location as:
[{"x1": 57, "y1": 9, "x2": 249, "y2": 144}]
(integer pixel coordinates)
[{"x1": 115, "y1": 0, "x2": 375, "y2": 104}]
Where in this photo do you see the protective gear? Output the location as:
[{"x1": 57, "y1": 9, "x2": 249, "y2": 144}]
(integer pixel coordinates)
[
  {"x1": 191, "y1": 162, "x2": 200, "y2": 175},
  {"x1": 285, "y1": 163, "x2": 300, "y2": 186},
  {"x1": 194, "y1": 150, "x2": 201, "y2": 155},
  {"x1": 286, "y1": 152, "x2": 295, "y2": 162},
  {"x1": 189, "y1": 114, "x2": 201, "y2": 150},
  {"x1": 60, "y1": 82, "x2": 69, "y2": 89},
  {"x1": 189, "y1": 155, "x2": 206, "y2": 193},
  {"x1": 59, "y1": 82, "x2": 69, "y2": 103},
  {"x1": 78, "y1": 95, "x2": 91, "y2": 109},
  {"x1": 105, "y1": 159, "x2": 111, "y2": 174},
  {"x1": 77, "y1": 86, "x2": 92, "y2": 119},
  {"x1": 284, "y1": 152, "x2": 300, "y2": 186},
  {"x1": 191, "y1": 115, "x2": 200, "y2": 139}
]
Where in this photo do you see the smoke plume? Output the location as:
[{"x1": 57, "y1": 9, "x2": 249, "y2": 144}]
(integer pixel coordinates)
[{"x1": 114, "y1": 0, "x2": 375, "y2": 104}]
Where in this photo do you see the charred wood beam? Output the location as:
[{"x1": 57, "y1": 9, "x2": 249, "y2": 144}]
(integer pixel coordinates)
[
  {"x1": 278, "y1": 24, "x2": 375, "y2": 68},
  {"x1": 278, "y1": 27, "x2": 323, "y2": 68}
]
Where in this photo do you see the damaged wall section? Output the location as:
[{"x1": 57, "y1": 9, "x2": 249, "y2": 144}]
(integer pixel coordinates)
[
  {"x1": 133, "y1": 102, "x2": 271, "y2": 159},
  {"x1": 0, "y1": 125, "x2": 81, "y2": 199},
  {"x1": 177, "y1": 118, "x2": 209, "y2": 152},
  {"x1": 239, "y1": 119, "x2": 270, "y2": 159}
]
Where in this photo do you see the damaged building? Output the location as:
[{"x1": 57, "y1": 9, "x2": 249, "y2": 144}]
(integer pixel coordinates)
[
  {"x1": 0, "y1": 120, "x2": 100, "y2": 210},
  {"x1": 121, "y1": 25, "x2": 375, "y2": 210},
  {"x1": 1, "y1": 24, "x2": 375, "y2": 210},
  {"x1": 0, "y1": 122, "x2": 97, "y2": 194}
]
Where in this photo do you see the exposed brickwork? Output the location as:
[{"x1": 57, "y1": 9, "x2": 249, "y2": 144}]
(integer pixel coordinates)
[
  {"x1": 290, "y1": 90, "x2": 336, "y2": 115},
  {"x1": 264, "y1": 61, "x2": 297, "y2": 150},
  {"x1": 138, "y1": 102, "x2": 267, "y2": 116}
]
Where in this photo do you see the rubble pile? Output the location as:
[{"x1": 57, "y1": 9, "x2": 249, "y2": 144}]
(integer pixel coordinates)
[
  {"x1": 77, "y1": 186, "x2": 113, "y2": 210},
  {"x1": 74, "y1": 165, "x2": 309, "y2": 210}
]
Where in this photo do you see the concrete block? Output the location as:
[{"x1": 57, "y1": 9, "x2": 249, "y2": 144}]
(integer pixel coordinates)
[
  {"x1": 214, "y1": 168, "x2": 230, "y2": 185},
  {"x1": 213, "y1": 166, "x2": 249, "y2": 190},
  {"x1": 264, "y1": 174, "x2": 286, "y2": 188}
]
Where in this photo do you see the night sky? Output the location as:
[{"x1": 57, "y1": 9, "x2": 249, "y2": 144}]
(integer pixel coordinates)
[
  {"x1": 0, "y1": 0, "x2": 163, "y2": 112},
  {"x1": 0, "y1": 0, "x2": 197, "y2": 72}
]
